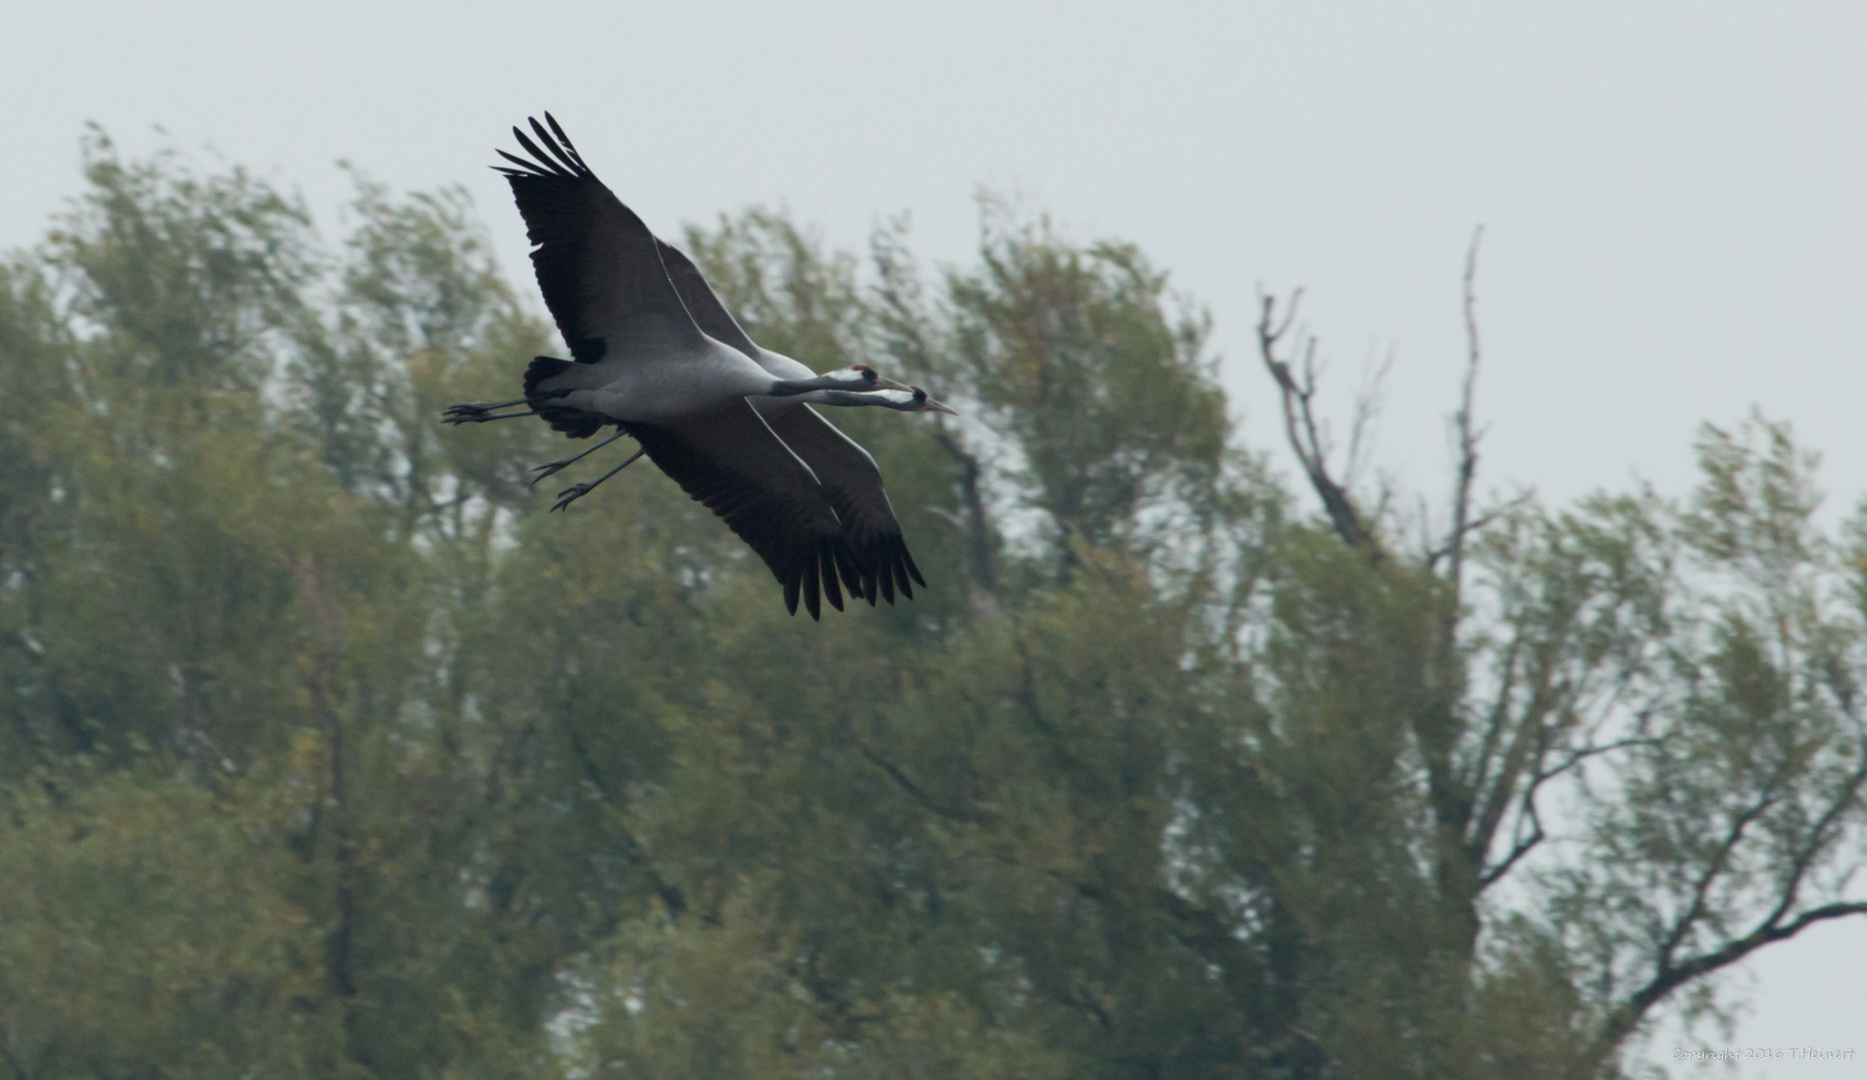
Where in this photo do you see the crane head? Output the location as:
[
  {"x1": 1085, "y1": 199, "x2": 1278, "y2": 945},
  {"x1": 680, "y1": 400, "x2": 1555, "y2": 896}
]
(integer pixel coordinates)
[
  {"x1": 860, "y1": 371, "x2": 959, "y2": 415},
  {"x1": 906, "y1": 387, "x2": 960, "y2": 416}
]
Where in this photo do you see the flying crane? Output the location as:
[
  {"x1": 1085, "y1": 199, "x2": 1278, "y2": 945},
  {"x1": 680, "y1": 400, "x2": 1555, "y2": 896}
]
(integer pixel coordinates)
[{"x1": 444, "y1": 114, "x2": 955, "y2": 619}]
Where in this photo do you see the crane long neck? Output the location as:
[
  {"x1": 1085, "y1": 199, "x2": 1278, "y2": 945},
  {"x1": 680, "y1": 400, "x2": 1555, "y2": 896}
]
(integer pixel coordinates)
[
  {"x1": 765, "y1": 369, "x2": 876, "y2": 398},
  {"x1": 811, "y1": 388, "x2": 920, "y2": 410}
]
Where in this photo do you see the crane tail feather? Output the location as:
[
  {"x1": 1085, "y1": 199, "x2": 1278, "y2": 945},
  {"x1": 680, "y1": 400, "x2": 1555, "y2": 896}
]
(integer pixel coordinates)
[{"x1": 521, "y1": 356, "x2": 605, "y2": 438}]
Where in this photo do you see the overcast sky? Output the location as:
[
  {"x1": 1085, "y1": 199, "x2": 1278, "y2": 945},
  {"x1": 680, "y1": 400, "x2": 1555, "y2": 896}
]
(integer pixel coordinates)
[{"x1": 7, "y1": 2, "x2": 1865, "y2": 1070}]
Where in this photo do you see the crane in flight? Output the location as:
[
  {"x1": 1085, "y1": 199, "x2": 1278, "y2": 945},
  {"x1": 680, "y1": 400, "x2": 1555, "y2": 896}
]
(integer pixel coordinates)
[{"x1": 444, "y1": 114, "x2": 955, "y2": 619}]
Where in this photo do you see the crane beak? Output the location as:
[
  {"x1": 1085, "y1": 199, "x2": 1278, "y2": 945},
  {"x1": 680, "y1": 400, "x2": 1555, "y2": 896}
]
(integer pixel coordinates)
[
  {"x1": 914, "y1": 388, "x2": 960, "y2": 416},
  {"x1": 870, "y1": 374, "x2": 959, "y2": 415}
]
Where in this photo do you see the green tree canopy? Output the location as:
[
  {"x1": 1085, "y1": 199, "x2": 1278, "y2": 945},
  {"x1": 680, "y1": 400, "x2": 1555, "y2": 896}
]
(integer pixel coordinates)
[{"x1": 2, "y1": 132, "x2": 1863, "y2": 1080}]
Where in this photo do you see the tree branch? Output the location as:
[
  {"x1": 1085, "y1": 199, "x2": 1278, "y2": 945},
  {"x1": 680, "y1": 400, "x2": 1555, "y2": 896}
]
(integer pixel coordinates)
[
  {"x1": 871, "y1": 220, "x2": 1001, "y2": 597},
  {"x1": 1590, "y1": 900, "x2": 1867, "y2": 1068},
  {"x1": 1476, "y1": 730, "x2": 1658, "y2": 891},
  {"x1": 1054, "y1": 986, "x2": 1115, "y2": 1032},
  {"x1": 931, "y1": 428, "x2": 1000, "y2": 596},
  {"x1": 1467, "y1": 635, "x2": 1563, "y2": 864},
  {"x1": 1443, "y1": 225, "x2": 1485, "y2": 592},
  {"x1": 1423, "y1": 495, "x2": 1533, "y2": 573},
  {"x1": 1656, "y1": 789, "x2": 1783, "y2": 972},
  {"x1": 1154, "y1": 886, "x2": 1265, "y2": 988},
  {"x1": 1479, "y1": 793, "x2": 1544, "y2": 889},
  {"x1": 1586, "y1": 709, "x2": 1867, "y2": 1068},
  {"x1": 1256, "y1": 290, "x2": 1373, "y2": 551},
  {"x1": 842, "y1": 716, "x2": 985, "y2": 826},
  {"x1": 1751, "y1": 737, "x2": 1867, "y2": 935},
  {"x1": 557, "y1": 712, "x2": 688, "y2": 917}
]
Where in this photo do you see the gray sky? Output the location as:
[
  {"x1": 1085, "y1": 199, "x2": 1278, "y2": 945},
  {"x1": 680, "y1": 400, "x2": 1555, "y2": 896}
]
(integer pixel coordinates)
[{"x1": 7, "y1": 1, "x2": 1866, "y2": 1070}]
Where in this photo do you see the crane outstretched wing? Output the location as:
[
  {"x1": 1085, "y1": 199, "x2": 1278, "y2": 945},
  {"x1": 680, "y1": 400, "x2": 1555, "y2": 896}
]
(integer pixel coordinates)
[
  {"x1": 656, "y1": 240, "x2": 924, "y2": 603},
  {"x1": 493, "y1": 114, "x2": 701, "y2": 364},
  {"x1": 654, "y1": 238, "x2": 763, "y2": 360},
  {"x1": 620, "y1": 402, "x2": 864, "y2": 620},
  {"x1": 764, "y1": 405, "x2": 925, "y2": 604},
  {"x1": 482, "y1": 116, "x2": 921, "y2": 617}
]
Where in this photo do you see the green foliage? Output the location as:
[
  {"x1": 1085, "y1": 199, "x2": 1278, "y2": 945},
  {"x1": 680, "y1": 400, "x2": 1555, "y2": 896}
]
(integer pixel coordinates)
[
  {"x1": 0, "y1": 769, "x2": 334, "y2": 1078},
  {"x1": 950, "y1": 203, "x2": 1233, "y2": 556},
  {"x1": 3, "y1": 135, "x2": 1865, "y2": 1080}
]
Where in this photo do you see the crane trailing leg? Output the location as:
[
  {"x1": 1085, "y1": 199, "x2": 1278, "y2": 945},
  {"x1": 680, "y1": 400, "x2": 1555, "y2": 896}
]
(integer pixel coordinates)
[
  {"x1": 441, "y1": 387, "x2": 572, "y2": 424},
  {"x1": 528, "y1": 428, "x2": 629, "y2": 487},
  {"x1": 551, "y1": 447, "x2": 648, "y2": 512}
]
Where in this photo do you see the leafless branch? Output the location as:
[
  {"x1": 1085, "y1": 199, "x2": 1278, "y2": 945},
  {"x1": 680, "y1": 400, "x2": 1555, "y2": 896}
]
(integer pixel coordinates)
[
  {"x1": 1256, "y1": 290, "x2": 1373, "y2": 551},
  {"x1": 1480, "y1": 793, "x2": 1545, "y2": 888},
  {"x1": 1443, "y1": 225, "x2": 1485, "y2": 590},
  {"x1": 1533, "y1": 735, "x2": 1657, "y2": 785},
  {"x1": 1344, "y1": 343, "x2": 1396, "y2": 488},
  {"x1": 1424, "y1": 493, "x2": 1534, "y2": 573}
]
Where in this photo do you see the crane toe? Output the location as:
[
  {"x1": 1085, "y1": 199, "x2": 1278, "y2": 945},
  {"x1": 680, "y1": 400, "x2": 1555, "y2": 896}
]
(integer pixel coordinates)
[{"x1": 550, "y1": 483, "x2": 594, "y2": 512}]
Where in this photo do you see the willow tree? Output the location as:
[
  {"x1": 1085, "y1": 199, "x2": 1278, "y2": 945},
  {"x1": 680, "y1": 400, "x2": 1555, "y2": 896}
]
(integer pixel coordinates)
[
  {"x1": 4, "y1": 134, "x2": 1864, "y2": 1080},
  {"x1": 1245, "y1": 237, "x2": 1867, "y2": 1075}
]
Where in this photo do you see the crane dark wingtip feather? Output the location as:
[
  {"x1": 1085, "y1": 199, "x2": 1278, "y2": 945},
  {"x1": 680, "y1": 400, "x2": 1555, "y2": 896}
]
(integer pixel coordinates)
[
  {"x1": 803, "y1": 558, "x2": 822, "y2": 620},
  {"x1": 831, "y1": 545, "x2": 865, "y2": 604},
  {"x1": 528, "y1": 116, "x2": 583, "y2": 175},
  {"x1": 821, "y1": 546, "x2": 845, "y2": 612},
  {"x1": 512, "y1": 128, "x2": 572, "y2": 178},
  {"x1": 494, "y1": 149, "x2": 533, "y2": 172},
  {"x1": 891, "y1": 543, "x2": 917, "y2": 599},
  {"x1": 543, "y1": 113, "x2": 586, "y2": 170}
]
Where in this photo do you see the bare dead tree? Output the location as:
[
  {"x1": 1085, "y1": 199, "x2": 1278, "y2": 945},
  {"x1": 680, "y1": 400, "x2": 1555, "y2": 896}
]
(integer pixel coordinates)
[
  {"x1": 1342, "y1": 343, "x2": 1396, "y2": 494},
  {"x1": 1438, "y1": 225, "x2": 1485, "y2": 586},
  {"x1": 1255, "y1": 288, "x2": 1375, "y2": 553},
  {"x1": 1256, "y1": 229, "x2": 1867, "y2": 1075},
  {"x1": 1253, "y1": 227, "x2": 1589, "y2": 977}
]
